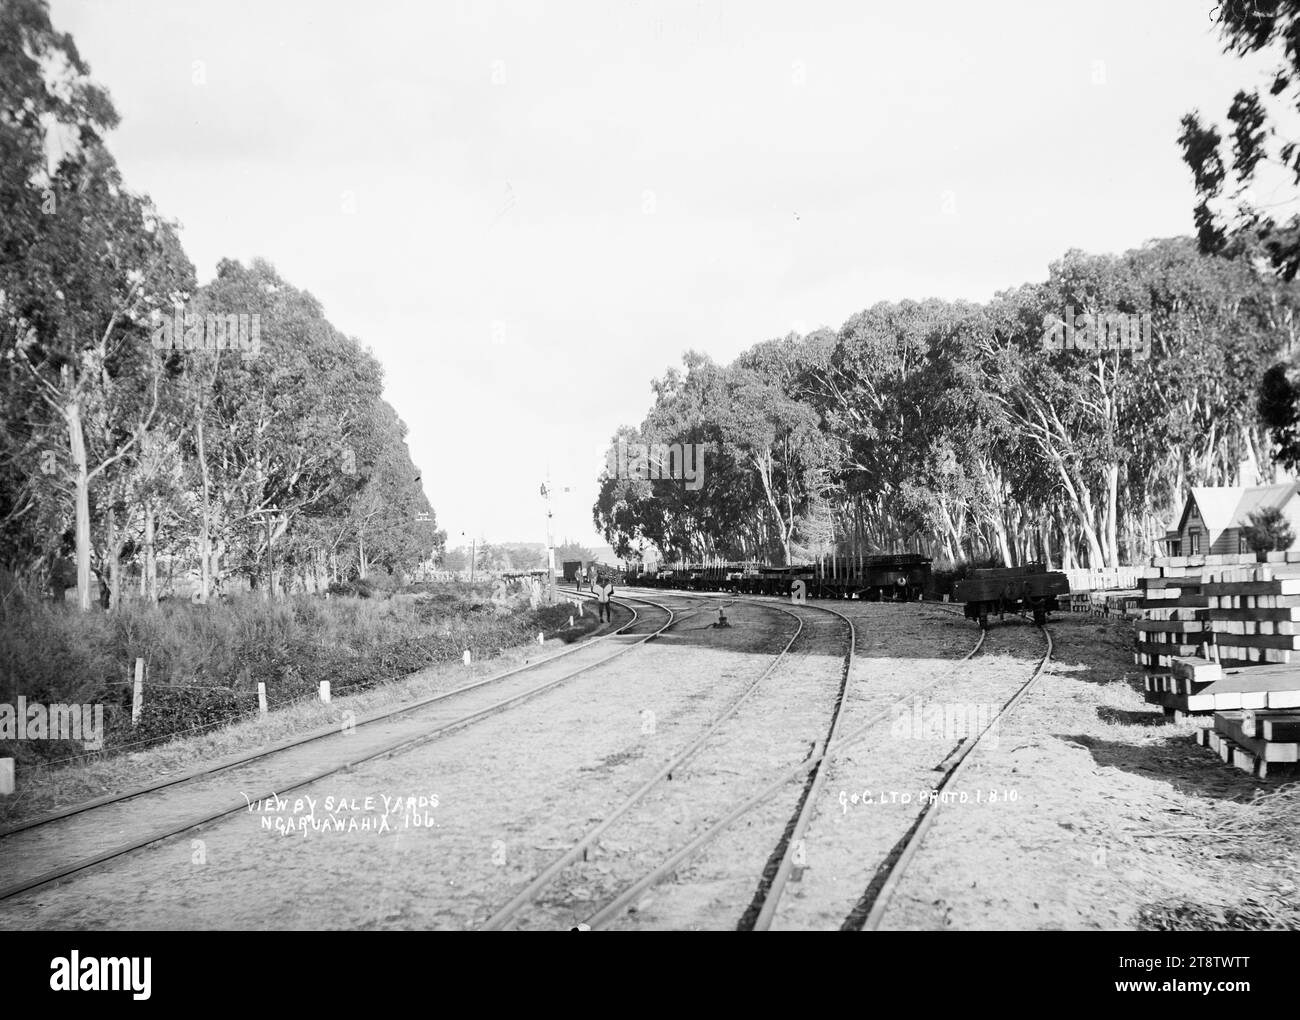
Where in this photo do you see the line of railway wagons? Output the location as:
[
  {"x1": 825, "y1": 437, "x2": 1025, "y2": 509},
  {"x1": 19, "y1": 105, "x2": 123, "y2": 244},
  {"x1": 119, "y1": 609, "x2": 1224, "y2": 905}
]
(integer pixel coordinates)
[
  {"x1": 627, "y1": 554, "x2": 933, "y2": 601},
  {"x1": 627, "y1": 557, "x2": 1072, "y2": 627}
]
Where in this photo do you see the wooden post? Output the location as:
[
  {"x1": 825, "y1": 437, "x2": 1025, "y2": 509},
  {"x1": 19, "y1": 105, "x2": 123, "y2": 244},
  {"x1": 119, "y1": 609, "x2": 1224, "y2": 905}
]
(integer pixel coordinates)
[
  {"x1": 131, "y1": 658, "x2": 144, "y2": 726},
  {"x1": 257, "y1": 682, "x2": 267, "y2": 717},
  {"x1": 318, "y1": 681, "x2": 330, "y2": 704},
  {"x1": 0, "y1": 758, "x2": 13, "y2": 796},
  {"x1": 537, "y1": 632, "x2": 544, "y2": 645},
  {"x1": 569, "y1": 615, "x2": 574, "y2": 628},
  {"x1": 462, "y1": 650, "x2": 471, "y2": 666}
]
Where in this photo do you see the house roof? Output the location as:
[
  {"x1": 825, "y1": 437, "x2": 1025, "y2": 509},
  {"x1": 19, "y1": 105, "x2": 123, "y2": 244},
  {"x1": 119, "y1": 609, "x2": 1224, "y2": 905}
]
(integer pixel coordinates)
[
  {"x1": 1179, "y1": 484, "x2": 1299, "y2": 536},
  {"x1": 1185, "y1": 487, "x2": 1243, "y2": 534},
  {"x1": 1232, "y1": 483, "x2": 1298, "y2": 525}
]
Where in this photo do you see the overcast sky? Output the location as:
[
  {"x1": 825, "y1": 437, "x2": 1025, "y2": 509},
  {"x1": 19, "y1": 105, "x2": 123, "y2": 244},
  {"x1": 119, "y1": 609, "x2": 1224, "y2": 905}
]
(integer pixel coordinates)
[{"x1": 50, "y1": 0, "x2": 1272, "y2": 554}]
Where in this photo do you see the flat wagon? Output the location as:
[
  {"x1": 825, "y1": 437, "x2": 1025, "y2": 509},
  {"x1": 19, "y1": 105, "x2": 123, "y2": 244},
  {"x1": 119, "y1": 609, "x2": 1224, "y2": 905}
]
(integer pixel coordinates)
[
  {"x1": 952, "y1": 563, "x2": 1069, "y2": 627},
  {"x1": 854, "y1": 553, "x2": 931, "y2": 601}
]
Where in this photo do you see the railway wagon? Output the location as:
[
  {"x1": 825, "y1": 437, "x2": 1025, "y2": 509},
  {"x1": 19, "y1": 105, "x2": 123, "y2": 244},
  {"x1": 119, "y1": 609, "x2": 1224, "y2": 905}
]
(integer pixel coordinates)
[
  {"x1": 757, "y1": 555, "x2": 931, "y2": 600},
  {"x1": 746, "y1": 564, "x2": 815, "y2": 596},
  {"x1": 853, "y1": 553, "x2": 932, "y2": 601},
  {"x1": 953, "y1": 563, "x2": 1069, "y2": 627},
  {"x1": 561, "y1": 560, "x2": 583, "y2": 584},
  {"x1": 669, "y1": 563, "x2": 802, "y2": 594}
]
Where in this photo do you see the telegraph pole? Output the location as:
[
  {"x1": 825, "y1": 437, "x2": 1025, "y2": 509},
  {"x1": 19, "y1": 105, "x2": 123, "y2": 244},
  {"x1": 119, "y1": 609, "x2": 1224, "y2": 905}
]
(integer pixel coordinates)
[
  {"x1": 541, "y1": 473, "x2": 556, "y2": 604},
  {"x1": 460, "y1": 530, "x2": 477, "y2": 583},
  {"x1": 540, "y1": 470, "x2": 577, "y2": 604}
]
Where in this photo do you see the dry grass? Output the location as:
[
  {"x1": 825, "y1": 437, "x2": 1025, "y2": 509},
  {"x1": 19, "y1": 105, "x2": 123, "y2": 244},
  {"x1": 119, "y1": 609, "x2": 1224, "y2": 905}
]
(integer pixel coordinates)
[
  {"x1": 0, "y1": 606, "x2": 599, "y2": 827},
  {"x1": 1134, "y1": 785, "x2": 1300, "y2": 930}
]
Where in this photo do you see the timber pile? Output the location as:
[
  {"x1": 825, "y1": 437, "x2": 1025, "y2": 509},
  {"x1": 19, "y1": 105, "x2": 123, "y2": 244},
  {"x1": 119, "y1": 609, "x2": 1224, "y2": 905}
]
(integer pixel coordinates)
[
  {"x1": 1197, "y1": 705, "x2": 1300, "y2": 779},
  {"x1": 1135, "y1": 554, "x2": 1300, "y2": 668},
  {"x1": 1136, "y1": 554, "x2": 1300, "y2": 778},
  {"x1": 1138, "y1": 555, "x2": 1211, "y2": 611},
  {"x1": 1203, "y1": 564, "x2": 1300, "y2": 667},
  {"x1": 1141, "y1": 654, "x2": 1223, "y2": 721},
  {"x1": 1134, "y1": 554, "x2": 1214, "y2": 668},
  {"x1": 1140, "y1": 653, "x2": 1300, "y2": 778},
  {"x1": 1134, "y1": 607, "x2": 1209, "y2": 670}
]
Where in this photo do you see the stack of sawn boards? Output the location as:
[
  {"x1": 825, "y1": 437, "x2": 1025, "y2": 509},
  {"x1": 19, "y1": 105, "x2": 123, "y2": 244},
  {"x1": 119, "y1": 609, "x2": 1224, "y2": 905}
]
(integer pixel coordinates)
[{"x1": 1136, "y1": 553, "x2": 1300, "y2": 778}]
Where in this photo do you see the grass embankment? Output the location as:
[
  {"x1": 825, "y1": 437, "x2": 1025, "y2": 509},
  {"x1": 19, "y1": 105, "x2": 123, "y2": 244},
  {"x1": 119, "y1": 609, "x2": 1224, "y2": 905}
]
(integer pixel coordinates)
[{"x1": 0, "y1": 580, "x2": 598, "y2": 819}]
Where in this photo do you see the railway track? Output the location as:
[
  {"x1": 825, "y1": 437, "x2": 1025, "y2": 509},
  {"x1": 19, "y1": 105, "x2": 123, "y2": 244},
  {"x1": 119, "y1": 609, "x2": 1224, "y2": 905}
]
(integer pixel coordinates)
[
  {"x1": 478, "y1": 590, "x2": 844, "y2": 930},
  {"x1": 846, "y1": 618, "x2": 1054, "y2": 931},
  {"x1": 495, "y1": 588, "x2": 997, "y2": 930},
  {"x1": 670, "y1": 598, "x2": 1049, "y2": 931},
  {"x1": 0, "y1": 591, "x2": 709, "y2": 904},
  {"x1": 0, "y1": 597, "x2": 644, "y2": 840}
]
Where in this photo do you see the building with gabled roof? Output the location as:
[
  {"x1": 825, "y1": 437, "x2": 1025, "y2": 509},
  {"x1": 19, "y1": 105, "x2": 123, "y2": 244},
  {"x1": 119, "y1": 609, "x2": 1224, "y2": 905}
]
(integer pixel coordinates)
[{"x1": 1164, "y1": 483, "x2": 1300, "y2": 557}]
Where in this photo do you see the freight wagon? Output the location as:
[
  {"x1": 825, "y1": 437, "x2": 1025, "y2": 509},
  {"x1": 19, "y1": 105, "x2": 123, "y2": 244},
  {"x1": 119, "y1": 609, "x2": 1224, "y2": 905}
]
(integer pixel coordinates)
[
  {"x1": 952, "y1": 563, "x2": 1070, "y2": 627},
  {"x1": 626, "y1": 554, "x2": 931, "y2": 601}
]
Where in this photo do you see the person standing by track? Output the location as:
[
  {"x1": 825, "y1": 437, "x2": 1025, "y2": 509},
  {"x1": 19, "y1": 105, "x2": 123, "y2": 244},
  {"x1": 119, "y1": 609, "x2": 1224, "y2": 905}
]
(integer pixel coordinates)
[{"x1": 594, "y1": 573, "x2": 614, "y2": 623}]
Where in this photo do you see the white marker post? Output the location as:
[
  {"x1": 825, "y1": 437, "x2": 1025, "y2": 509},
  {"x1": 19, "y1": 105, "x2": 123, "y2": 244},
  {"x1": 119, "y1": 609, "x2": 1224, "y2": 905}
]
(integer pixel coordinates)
[
  {"x1": 463, "y1": 649, "x2": 471, "y2": 666},
  {"x1": 257, "y1": 682, "x2": 268, "y2": 717},
  {"x1": 319, "y1": 681, "x2": 331, "y2": 704},
  {"x1": 0, "y1": 758, "x2": 13, "y2": 796},
  {"x1": 131, "y1": 658, "x2": 145, "y2": 726},
  {"x1": 569, "y1": 615, "x2": 574, "y2": 628},
  {"x1": 537, "y1": 632, "x2": 544, "y2": 645}
]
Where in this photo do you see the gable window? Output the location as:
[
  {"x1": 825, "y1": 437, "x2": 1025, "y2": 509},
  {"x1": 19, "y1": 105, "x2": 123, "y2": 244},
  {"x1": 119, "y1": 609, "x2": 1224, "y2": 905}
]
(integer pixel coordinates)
[{"x1": 1189, "y1": 529, "x2": 1201, "y2": 555}]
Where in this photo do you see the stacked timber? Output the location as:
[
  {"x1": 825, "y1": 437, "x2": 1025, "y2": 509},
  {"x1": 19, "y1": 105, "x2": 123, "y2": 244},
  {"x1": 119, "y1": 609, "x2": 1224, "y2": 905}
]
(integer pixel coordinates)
[
  {"x1": 1136, "y1": 554, "x2": 1300, "y2": 777},
  {"x1": 1138, "y1": 556, "x2": 1208, "y2": 611},
  {"x1": 1134, "y1": 554, "x2": 1300, "y2": 670},
  {"x1": 1203, "y1": 564, "x2": 1300, "y2": 667},
  {"x1": 1197, "y1": 705, "x2": 1300, "y2": 779},
  {"x1": 1142, "y1": 654, "x2": 1223, "y2": 721},
  {"x1": 1133, "y1": 607, "x2": 1209, "y2": 670}
]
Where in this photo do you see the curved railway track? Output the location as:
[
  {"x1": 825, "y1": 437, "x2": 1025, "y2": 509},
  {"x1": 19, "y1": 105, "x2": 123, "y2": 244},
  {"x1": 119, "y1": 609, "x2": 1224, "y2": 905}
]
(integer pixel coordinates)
[
  {"x1": 707, "y1": 595, "x2": 1054, "y2": 933},
  {"x1": 847, "y1": 620, "x2": 1054, "y2": 931},
  {"x1": 479, "y1": 590, "x2": 849, "y2": 930},
  {"x1": 550, "y1": 588, "x2": 999, "y2": 930},
  {"x1": 0, "y1": 591, "x2": 709, "y2": 904}
]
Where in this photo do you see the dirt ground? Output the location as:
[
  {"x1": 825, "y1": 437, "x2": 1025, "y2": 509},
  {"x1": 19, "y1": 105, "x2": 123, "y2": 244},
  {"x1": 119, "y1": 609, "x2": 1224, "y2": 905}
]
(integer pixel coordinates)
[
  {"x1": 1, "y1": 597, "x2": 1294, "y2": 931},
  {"x1": 877, "y1": 613, "x2": 1298, "y2": 931}
]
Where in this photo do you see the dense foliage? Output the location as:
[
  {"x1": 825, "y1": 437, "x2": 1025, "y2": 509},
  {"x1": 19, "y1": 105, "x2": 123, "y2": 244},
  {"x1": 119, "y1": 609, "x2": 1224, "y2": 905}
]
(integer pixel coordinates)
[
  {"x1": 0, "y1": 0, "x2": 444, "y2": 608},
  {"x1": 596, "y1": 240, "x2": 1300, "y2": 568}
]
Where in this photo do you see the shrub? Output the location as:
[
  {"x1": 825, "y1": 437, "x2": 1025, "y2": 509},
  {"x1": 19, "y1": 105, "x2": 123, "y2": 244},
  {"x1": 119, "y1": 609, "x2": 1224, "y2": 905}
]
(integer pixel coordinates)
[{"x1": 1242, "y1": 507, "x2": 1295, "y2": 554}]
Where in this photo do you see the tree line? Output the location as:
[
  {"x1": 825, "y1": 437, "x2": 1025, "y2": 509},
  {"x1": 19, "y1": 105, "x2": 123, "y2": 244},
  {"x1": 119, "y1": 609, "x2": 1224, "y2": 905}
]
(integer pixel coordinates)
[
  {"x1": 595, "y1": 239, "x2": 1300, "y2": 569},
  {"x1": 0, "y1": 0, "x2": 444, "y2": 610}
]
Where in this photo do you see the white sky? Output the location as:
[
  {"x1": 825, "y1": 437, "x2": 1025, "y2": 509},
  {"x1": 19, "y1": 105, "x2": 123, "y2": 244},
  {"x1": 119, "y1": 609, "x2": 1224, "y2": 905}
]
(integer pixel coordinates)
[{"x1": 49, "y1": 0, "x2": 1275, "y2": 552}]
